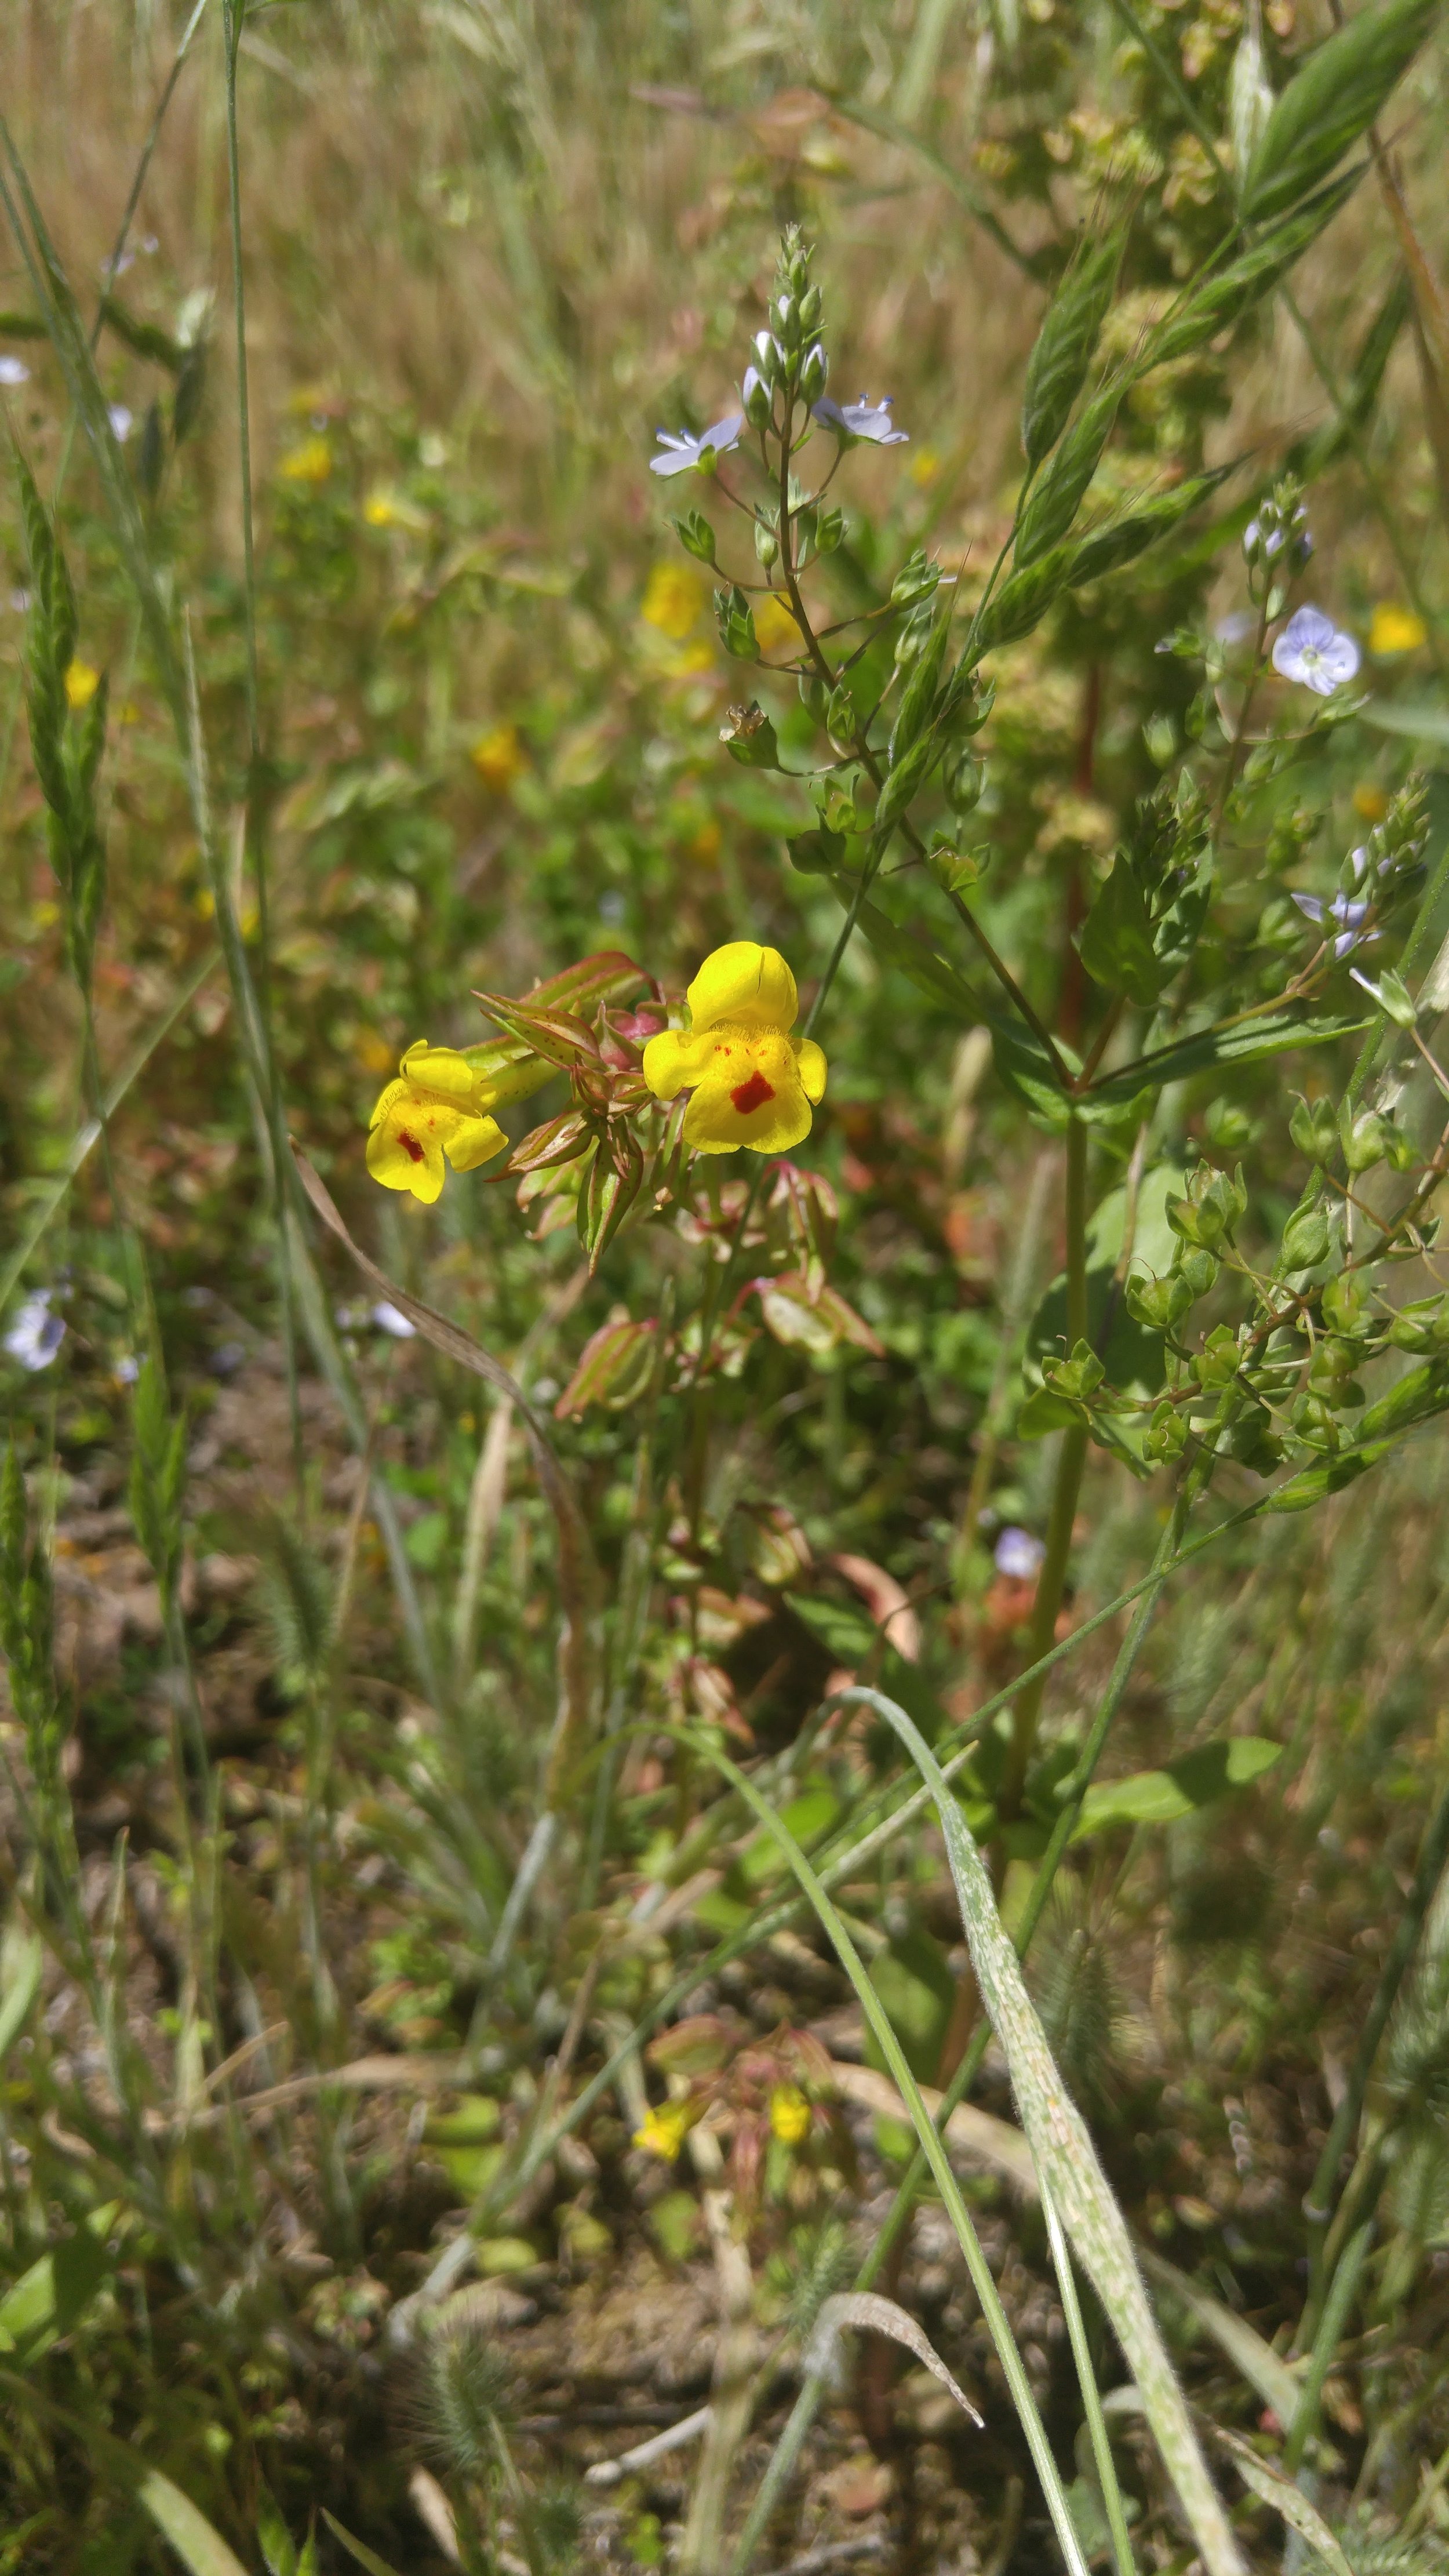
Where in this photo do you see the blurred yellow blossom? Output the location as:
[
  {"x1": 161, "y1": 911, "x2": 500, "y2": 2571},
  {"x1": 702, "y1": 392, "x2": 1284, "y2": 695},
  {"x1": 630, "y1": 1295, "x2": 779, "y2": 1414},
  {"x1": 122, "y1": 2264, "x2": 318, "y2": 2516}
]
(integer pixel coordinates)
[
  {"x1": 64, "y1": 660, "x2": 100, "y2": 711},
  {"x1": 471, "y1": 721, "x2": 527, "y2": 792},
  {"x1": 641, "y1": 562, "x2": 706, "y2": 639},
  {"x1": 1352, "y1": 783, "x2": 1389, "y2": 824},
  {"x1": 769, "y1": 2083, "x2": 811, "y2": 2145},
  {"x1": 356, "y1": 1029, "x2": 398, "y2": 1075},
  {"x1": 689, "y1": 820, "x2": 722, "y2": 863},
  {"x1": 1369, "y1": 605, "x2": 1428, "y2": 657},
  {"x1": 279, "y1": 436, "x2": 333, "y2": 484},
  {"x1": 633, "y1": 2101, "x2": 696, "y2": 2163},
  {"x1": 909, "y1": 445, "x2": 942, "y2": 488},
  {"x1": 643, "y1": 940, "x2": 827, "y2": 1156},
  {"x1": 753, "y1": 592, "x2": 801, "y2": 654},
  {"x1": 366, "y1": 1041, "x2": 507, "y2": 1205},
  {"x1": 363, "y1": 486, "x2": 427, "y2": 532}
]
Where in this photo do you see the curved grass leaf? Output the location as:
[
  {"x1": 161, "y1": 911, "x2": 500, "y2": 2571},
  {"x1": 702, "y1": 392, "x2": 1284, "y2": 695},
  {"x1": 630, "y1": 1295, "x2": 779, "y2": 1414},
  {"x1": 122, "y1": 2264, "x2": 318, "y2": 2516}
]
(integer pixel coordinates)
[
  {"x1": 1240, "y1": 0, "x2": 1441, "y2": 223},
  {"x1": 1015, "y1": 383, "x2": 1124, "y2": 568},
  {"x1": 842, "y1": 1687, "x2": 1248, "y2": 2576},
  {"x1": 1142, "y1": 172, "x2": 1362, "y2": 370},
  {"x1": 1022, "y1": 228, "x2": 1124, "y2": 465},
  {"x1": 688, "y1": 1738, "x2": 1093, "y2": 2576}
]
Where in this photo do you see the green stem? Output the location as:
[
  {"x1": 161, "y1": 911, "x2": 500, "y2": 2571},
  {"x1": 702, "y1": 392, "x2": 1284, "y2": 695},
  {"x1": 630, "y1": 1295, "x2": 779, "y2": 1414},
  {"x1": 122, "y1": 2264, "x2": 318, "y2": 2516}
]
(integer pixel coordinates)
[
  {"x1": 220, "y1": 0, "x2": 304, "y2": 1502},
  {"x1": 1043, "y1": 2179, "x2": 1138, "y2": 2576},
  {"x1": 1001, "y1": 1116, "x2": 1090, "y2": 1818},
  {"x1": 1285, "y1": 2217, "x2": 1375, "y2": 2477}
]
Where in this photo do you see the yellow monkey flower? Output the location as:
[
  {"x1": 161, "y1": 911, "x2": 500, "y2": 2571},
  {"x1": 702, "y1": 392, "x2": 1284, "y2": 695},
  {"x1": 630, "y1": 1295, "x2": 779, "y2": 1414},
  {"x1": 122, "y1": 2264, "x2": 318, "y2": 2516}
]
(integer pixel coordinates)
[
  {"x1": 366, "y1": 1041, "x2": 507, "y2": 1204},
  {"x1": 642, "y1": 941, "x2": 827, "y2": 1156},
  {"x1": 769, "y1": 2083, "x2": 811, "y2": 2145},
  {"x1": 632, "y1": 2100, "x2": 697, "y2": 2163}
]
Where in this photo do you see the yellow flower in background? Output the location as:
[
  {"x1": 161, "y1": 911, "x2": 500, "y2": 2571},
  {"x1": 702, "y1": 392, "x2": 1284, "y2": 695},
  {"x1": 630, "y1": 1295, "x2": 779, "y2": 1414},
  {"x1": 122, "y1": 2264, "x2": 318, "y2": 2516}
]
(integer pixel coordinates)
[
  {"x1": 641, "y1": 561, "x2": 707, "y2": 640},
  {"x1": 909, "y1": 445, "x2": 942, "y2": 488},
  {"x1": 633, "y1": 2101, "x2": 696, "y2": 2163},
  {"x1": 366, "y1": 1041, "x2": 507, "y2": 1204},
  {"x1": 1352, "y1": 783, "x2": 1389, "y2": 824},
  {"x1": 363, "y1": 486, "x2": 428, "y2": 532},
  {"x1": 769, "y1": 2083, "x2": 811, "y2": 2146},
  {"x1": 64, "y1": 660, "x2": 100, "y2": 711},
  {"x1": 752, "y1": 591, "x2": 801, "y2": 654},
  {"x1": 471, "y1": 721, "x2": 526, "y2": 792},
  {"x1": 1369, "y1": 605, "x2": 1429, "y2": 657},
  {"x1": 643, "y1": 941, "x2": 827, "y2": 1156},
  {"x1": 279, "y1": 435, "x2": 333, "y2": 485}
]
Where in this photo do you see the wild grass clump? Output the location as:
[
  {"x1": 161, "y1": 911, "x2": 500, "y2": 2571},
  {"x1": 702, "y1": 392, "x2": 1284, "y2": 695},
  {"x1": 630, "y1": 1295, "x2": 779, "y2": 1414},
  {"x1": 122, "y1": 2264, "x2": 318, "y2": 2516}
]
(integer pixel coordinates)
[{"x1": 2, "y1": 2, "x2": 1449, "y2": 2571}]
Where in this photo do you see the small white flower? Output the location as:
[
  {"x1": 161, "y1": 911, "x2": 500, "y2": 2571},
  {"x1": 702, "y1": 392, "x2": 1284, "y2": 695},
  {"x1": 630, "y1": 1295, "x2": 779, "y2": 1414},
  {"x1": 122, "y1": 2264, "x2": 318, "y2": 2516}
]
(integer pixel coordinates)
[
  {"x1": 648, "y1": 413, "x2": 745, "y2": 478},
  {"x1": 4, "y1": 1290, "x2": 65, "y2": 1373},
  {"x1": 1271, "y1": 605, "x2": 1359, "y2": 697},
  {"x1": 371, "y1": 1300, "x2": 417, "y2": 1340},
  {"x1": 114, "y1": 1354, "x2": 141, "y2": 1385},
  {"x1": 108, "y1": 405, "x2": 134, "y2": 442},
  {"x1": 0, "y1": 356, "x2": 31, "y2": 389},
  {"x1": 812, "y1": 394, "x2": 908, "y2": 446},
  {"x1": 994, "y1": 1526, "x2": 1045, "y2": 1580}
]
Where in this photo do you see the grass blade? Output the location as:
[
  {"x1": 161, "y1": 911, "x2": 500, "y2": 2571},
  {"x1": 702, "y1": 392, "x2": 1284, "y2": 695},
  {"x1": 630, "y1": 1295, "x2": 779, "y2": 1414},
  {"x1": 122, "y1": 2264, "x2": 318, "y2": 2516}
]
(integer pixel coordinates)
[{"x1": 843, "y1": 1686, "x2": 1246, "y2": 2576}]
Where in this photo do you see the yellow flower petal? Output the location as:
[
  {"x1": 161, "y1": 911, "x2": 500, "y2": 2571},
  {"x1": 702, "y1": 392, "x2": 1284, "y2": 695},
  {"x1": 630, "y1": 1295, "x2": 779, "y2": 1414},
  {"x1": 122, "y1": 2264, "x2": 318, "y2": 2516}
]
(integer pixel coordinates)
[
  {"x1": 642, "y1": 1026, "x2": 719, "y2": 1101},
  {"x1": 64, "y1": 660, "x2": 100, "y2": 711},
  {"x1": 682, "y1": 1030, "x2": 815, "y2": 1156},
  {"x1": 445, "y1": 1111, "x2": 507, "y2": 1173},
  {"x1": 795, "y1": 1038, "x2": 827, "y2": 1105},
  {"x1": 367, "y1": 1115, "x2": 446, "y2": 1202},
  {"x1": 687, "y1": 942, "x2": 798, "y2": 1035},
  {"x1": 279, "y1": 436, "x2": 333, "y2": 484},
  {"x1": 640, "y1": 562, "x2": 706, "y2": 641},
  {"x1": 471, "y1": 721, "x2": 526, "y2": 792},
  {"x1": 769, "y1": 2083, "x2": 811, "y2": 2145},
  {"x1": 399, "y1": 1040, "x2": 486, "y2": 1107},
  {"x1": 753, "y1": 592, "x2": 801, "y2": 654},
  {"x1": 1369, "y1": 604, "x2": 1428, "y2": 657}
]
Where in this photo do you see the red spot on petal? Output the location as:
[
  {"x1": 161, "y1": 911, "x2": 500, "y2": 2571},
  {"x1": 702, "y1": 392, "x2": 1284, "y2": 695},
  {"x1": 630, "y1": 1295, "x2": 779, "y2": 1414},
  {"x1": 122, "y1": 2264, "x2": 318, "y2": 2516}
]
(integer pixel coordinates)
[
  {"x1": 398, "y1": 1127, "x2": 425, "y2": 1163},
  {"x1": 731, "y1": 1071, "x2": 775, "y2": 1116}
]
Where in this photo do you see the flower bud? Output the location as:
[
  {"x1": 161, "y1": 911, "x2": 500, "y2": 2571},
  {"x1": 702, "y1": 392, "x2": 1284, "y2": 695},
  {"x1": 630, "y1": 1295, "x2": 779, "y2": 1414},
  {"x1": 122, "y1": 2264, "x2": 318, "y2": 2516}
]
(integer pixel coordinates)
[
  {"x1": 798, "y1": 282, "x2": 822, "y2": 332},
  {"x1": 741, "y1": 365, "x2": 773, "y2": 430},
  {"x1": 799, "y1": 342, "x2": 828, "y2": 403},
  {"x1": 753, "y1": 518, "x2": 779, "y2": 567},
  {"x1": 752, "y1": 331, "x2": 782, "y2": 385},
  {"x1": 772, "y1": 294, "x2": 798, "y2": 347}
]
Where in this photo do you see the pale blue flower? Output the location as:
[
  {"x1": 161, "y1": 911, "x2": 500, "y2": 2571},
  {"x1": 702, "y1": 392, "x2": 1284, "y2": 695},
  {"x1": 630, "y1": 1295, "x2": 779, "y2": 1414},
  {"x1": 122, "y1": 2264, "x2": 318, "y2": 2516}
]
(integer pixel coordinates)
[
  {"x1": 1292, "y1": 888, "x2": 1375, "y2": 959},
  {"x1": 813, "y1": 394, "x2": 908, "y2": 446},
  {"x1": 649, "y1": 413, "x2": 744, "y2": 478},
  {"x1": 372, "y1": 1300, "x2": 417, "y2": 1339},
  {"x1": 4, "y1": 1290, "x2": 64, "y2": 1372},
  {"x1": 1272, "y1": 606, "x2": 1359, "y2": 696},
  {"x1": 108, "y1": 405, "x2": 134, "y2": 442},
  {"x1": 995, "y1": 1526, "x2": 1044, "y2": 1580},
  {"x1": 0, "y1": 356, "x2": 30, "y2": 390}
]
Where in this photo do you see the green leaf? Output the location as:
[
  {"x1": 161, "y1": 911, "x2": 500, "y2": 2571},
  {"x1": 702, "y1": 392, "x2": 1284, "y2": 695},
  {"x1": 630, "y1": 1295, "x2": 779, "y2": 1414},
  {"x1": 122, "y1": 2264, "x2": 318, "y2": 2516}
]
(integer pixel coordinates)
[
  {"x1": 1015, "y1": 383, "x2": 1124, "y2": 567},
  {"x1": 0, "y1": 1924, "x2": 43, "y2": 2062},
  {"x1": 1065, "y1": 470, "x2": 1232, "y2": 587},
  {"x1": 1072, "y1": 1736, "x2": 1283, "y2": 1839},
  {"x1": 1142, "y1": 173, "x2": 1361, "y2": 368},
  {"x1": 1240, "y1": 0, "x2": 1441, "y2": 222},
  {"x1": 868, "y1": 1926, "x2": 957, "y2": 2081},
  {"x1": 1021, "y1": 228, "x2": 1123, "y2": 465},
  {"x1": 1359, "y1": 697, "x2": 1449, "y2": 746},
  {"x1": 1087, "y1": 1009, "x2": 1368, "y2": 1109},
  {"x1": 0, "y1": 2208, "x2": 117, "y2": 2359},
  {"x1": 321, "y1": 2517, "x2": 409, "y2": 2576},
  {"x1": 1079, "y1": 853, "x2": 1168, "y2": 1007},
  {"x1": 137, "y1": 2475, "x2": 252, "y2": 2576}
]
